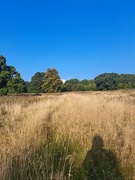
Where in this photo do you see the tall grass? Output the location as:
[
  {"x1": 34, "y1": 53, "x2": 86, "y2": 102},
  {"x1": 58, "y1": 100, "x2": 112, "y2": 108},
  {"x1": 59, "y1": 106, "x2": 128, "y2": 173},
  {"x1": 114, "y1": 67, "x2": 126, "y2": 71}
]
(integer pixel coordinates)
[{"x1": 0, "y1": 91, "x2": 135, "y2": 179}]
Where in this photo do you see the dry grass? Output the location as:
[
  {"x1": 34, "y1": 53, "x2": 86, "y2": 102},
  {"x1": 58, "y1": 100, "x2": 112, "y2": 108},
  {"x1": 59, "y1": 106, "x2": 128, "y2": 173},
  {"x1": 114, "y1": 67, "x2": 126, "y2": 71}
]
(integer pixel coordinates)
[{"x1": 0, "y1": 90, "x2": 135, "y2": 179}]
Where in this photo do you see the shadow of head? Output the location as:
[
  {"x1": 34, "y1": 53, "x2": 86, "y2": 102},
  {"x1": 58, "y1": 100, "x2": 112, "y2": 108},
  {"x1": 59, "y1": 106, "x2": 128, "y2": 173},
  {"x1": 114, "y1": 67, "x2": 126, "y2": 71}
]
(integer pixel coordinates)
[{"x1": 92, "y1": 135, "x2": 104, "y2": 149}]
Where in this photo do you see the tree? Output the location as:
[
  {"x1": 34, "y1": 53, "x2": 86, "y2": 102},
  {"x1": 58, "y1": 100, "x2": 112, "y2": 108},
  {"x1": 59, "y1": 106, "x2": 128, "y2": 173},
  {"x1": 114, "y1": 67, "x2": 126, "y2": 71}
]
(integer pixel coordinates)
[
  {"x1": 95, "y1": 73, "x2": 119, "y2": 90},
  {"x1": 76, "y1": 84, "x2": 86, "y2": 91},
  {"x1": 0, "y1": 56, "x2": 8, "y2": 94},
  {"x1": 80, "y1": 79, "x2": 96, "y2": 91},
  {"x1": 30, "y1": 72, "x2": 44, "y2": 93},
  {"x1": 0, "y1": 55, "x2": 6, "y2": 71},
  {"x1": 63, "y1": 79, "x2": 96, "y2": 92},
  {"x1": 63, "y1": 79, "x2": 80, "y2": 91},
  {"x1": 117, "y1": 74, "x2": 135, "y2": 89},
  {"x1": 0, "y1": 55, "x2": 26, "y2": 95},
  {"x1": 25, "y1": 81, "x2": 31, "y2": 93},
  {"x1": 0, "y1": 56, "x2": 10, "y2": 95},
  {"x1": 42, "y1": 68, "x2": 63, "y2": 93},
  {"x1": 7, "y1": 72, "x2": 26, "y2": 94}
]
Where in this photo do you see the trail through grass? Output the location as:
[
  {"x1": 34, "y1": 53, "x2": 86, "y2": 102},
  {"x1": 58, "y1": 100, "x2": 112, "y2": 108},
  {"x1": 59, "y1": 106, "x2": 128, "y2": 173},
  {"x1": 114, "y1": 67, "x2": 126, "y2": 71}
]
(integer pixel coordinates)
[{"x1": 0, "y1": 91, "x2": 135, "y2": 179}]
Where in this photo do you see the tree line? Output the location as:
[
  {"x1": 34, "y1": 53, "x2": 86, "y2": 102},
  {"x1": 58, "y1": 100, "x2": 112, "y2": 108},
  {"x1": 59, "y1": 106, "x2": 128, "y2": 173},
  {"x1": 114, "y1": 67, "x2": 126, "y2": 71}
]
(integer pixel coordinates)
[{"x1": 0, "y1": 55, "x2": 135, "y2": 95}]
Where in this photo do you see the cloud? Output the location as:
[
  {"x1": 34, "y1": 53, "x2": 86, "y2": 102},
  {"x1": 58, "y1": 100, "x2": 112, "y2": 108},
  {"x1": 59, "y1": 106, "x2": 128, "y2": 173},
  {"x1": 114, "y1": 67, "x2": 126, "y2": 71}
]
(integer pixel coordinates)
[{"x1": 62, "y1": 79, "x2": 66, "y2": 84}]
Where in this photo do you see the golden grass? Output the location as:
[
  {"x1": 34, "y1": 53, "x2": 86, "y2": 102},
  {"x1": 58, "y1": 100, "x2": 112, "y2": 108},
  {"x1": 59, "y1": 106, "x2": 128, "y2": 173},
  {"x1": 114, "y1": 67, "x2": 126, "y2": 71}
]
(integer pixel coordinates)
[{"x1": 0, "y1": 90, "x2": 135, "y2": 179}]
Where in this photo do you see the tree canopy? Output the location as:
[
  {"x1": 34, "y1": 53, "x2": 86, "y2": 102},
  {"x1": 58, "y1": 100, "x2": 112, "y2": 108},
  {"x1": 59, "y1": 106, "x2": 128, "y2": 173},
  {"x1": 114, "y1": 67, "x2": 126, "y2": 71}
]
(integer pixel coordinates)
[
  {"x1": 95, "y1": 73, "x2": 135, "y2": 90},
  {"x1": 0, "y1": 55, "x2": 26, "y2": 95},
  {"x1": 63, "y1": 79, "x2": 96, "y2": 91},
  {"x1": 42, "y1": 68, "x2": 63, "y2": 93},
  {"x1": 30, "y1": 72, "x2": 44, "y2": 93},
  {"x1": 95, "y1": 73, "x2": 119, "y2": 90},
  {"x1": 117, "y1": 74, "x2": 135, "y2": 89}
]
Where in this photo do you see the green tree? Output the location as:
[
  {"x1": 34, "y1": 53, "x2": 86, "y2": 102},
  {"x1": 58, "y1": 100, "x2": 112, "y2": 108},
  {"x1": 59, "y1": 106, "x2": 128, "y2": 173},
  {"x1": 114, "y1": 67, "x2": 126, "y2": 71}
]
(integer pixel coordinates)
[
  {"x1": 30, "y1": 72, "x2": 44, "y2": 93},
  {"x1": 7, "y1": 72, "x2": 26, "y2": 94},
  {"x1": 0, "y1": 55, "x2": 26, "y2": 95},
  {"x1": 0, "y1": 56, "x2": 9, "y2": 95},
  {"x1": 76, "y1": 84, "x2": 86, "y2": 91},
  {"x1": 117, "y1": 74, "x2": 135, "y2": 89},
  {"x1": 63, "y1": 79, "x2": 80, "y2": 91},
  {"x1": 63, "y1": 79, "x2": 96, "y2": 92},
  {"x1": 80, "y1": 79, "x2": 96, "y2": 91},
  {"x1": 42, "y1": 68, "x2": 63, "y2": 93},
  {"x1": 25, "y1": 81, "x2": 31, "y2": 93},
  {"x1": 95, "y1": 73, "x2": 119, "y2": 90},
  {"x1": 0, "y1": 55, "x2": 6, "y2": 71}
]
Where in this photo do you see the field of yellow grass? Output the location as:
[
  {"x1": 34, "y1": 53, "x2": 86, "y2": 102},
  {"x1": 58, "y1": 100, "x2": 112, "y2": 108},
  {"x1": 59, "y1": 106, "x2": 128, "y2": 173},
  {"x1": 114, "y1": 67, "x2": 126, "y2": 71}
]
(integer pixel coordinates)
[{"x1": 0, "y1": 90, "x2": 135, "y2": 179}]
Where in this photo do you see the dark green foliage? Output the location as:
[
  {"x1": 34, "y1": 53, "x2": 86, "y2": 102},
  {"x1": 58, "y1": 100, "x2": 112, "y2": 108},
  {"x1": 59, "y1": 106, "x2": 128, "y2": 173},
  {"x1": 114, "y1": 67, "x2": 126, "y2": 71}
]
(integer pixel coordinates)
[
  {"x1": 66, "y1": 79, "x2": 80, "y2": 85},
  {"x1": 117, "y1": 74, "x2": 135, "y2": 89},
  {"x1": 7, "y1": 72, "x2": 26, "y2": 94},
  {"x1": 0, "y1": 55, "x2": 6, "y2": 71},
  {"x1": 80, "y1": 79, "x2": 96, "y2": 91},
  {"x1": 95, "y1": 73, "x2": 120, "y2": 90},
  {"x1": 0, "y1": 56, "x2": 9, "y2": 94},
  {"x1": 42, "y1": 68, "x2": 63, "y2": 93},
  {"x1": 63, "y1": 79, "x2": 80, "y2": 91},
  {"x1": 95, "y1": 73, "x2": 135, "y2": 91},
  {"x1": 30, "y1": 72, "x2": 44, "y2": 93},
  {"x1": 0, "y1": 55, "x2": 26, "y2": 95},
  {"x1": 24, "y1": 81, "x2": 31, "y2": 93},
  {"x1": 0, "y1": 88, "x2": 8, "y2": 96},
  {"x1": 63, "y1": 79, "x2": 96, "y2": 92},
  {"x1": 76, "y1": 84, "x2": 86, "y2": 91}
]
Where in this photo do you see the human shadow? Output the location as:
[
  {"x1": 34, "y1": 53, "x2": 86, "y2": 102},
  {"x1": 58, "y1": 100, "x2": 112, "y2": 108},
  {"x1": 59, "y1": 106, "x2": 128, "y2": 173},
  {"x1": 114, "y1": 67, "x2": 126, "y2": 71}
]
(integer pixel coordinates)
[{"x1": 82, "y1": 135, "x2": 124, "y2": 180}]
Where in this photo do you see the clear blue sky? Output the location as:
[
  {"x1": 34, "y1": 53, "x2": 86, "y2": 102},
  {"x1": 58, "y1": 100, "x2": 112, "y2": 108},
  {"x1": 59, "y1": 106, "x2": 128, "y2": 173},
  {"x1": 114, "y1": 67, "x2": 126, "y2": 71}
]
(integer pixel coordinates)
[{"x1": 0, "y1": 0, "x2": 135, "y2": 81}]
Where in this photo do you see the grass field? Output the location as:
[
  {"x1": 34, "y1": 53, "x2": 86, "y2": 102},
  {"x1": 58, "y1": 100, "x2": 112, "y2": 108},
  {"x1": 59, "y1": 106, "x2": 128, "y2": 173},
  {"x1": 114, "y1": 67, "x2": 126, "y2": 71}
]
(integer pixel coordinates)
[{"x1": 0, "y1": 90, "x2": 135, "y2": 179}]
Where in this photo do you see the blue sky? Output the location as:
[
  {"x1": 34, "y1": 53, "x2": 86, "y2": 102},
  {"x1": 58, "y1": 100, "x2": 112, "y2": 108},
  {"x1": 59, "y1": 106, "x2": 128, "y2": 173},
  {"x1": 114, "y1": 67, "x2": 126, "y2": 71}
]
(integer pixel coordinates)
[{"x1": 0, "y1": 0, "x2": 135, "y2": 81}]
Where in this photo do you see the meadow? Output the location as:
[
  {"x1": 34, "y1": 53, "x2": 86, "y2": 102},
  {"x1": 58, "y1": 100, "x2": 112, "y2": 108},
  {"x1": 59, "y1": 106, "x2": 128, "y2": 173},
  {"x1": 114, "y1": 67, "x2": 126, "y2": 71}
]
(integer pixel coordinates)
[{"x1": 0, "y1": 90, "x2": 135, "y2": 180}]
